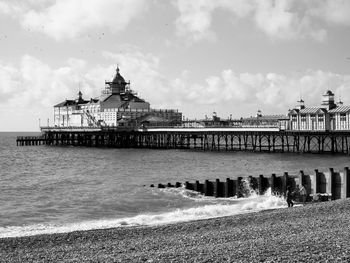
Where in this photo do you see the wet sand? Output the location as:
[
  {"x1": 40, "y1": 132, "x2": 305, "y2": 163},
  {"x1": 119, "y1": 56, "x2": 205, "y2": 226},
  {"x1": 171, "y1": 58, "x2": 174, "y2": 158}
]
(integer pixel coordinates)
[{"x1": 1, "y1": 199, "x2": 350, "y2": 262}]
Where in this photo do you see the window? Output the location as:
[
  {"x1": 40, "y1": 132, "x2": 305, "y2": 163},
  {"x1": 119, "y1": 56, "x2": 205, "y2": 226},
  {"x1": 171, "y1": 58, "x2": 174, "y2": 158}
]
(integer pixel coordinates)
[
  {"x1": 291, "y1": 115, "x2": 297, "y2": 122},
  {"x1": 301, "y1": 114, "x2": 306, "y2": 122},
  {"x1": 318, "y1": 114, "x2": 324, "y2": 122},
  {"x1": 340, "y1": 113, "x2": 346, "y2": 121}
]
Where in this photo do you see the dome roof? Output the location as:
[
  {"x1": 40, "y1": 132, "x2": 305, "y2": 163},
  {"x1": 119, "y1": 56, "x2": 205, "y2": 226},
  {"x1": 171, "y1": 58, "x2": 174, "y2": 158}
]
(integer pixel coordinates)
[
  {"x1": 324, "y1": 90, "x2": 334, "y2": 96},
  {"x1": 112, "y1": 67, "x2": 126, "y2": 83}
]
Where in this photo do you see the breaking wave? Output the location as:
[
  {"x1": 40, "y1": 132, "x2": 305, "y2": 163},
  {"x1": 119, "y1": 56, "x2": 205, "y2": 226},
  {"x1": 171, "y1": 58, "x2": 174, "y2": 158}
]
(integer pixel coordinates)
[{"x1": 0, "y1": 188, "x2": 286, "y2": 238}]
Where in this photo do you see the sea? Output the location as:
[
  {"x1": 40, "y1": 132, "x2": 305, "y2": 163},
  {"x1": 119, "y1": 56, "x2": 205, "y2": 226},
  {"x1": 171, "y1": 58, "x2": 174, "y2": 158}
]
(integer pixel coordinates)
[{"x1": 1, "y1": 132, "x2": 349, "y2": 238}]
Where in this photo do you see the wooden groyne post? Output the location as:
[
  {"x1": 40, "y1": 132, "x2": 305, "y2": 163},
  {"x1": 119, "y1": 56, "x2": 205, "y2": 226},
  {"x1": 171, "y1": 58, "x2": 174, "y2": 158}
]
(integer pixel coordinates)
[{"x1": 156, "y1": 167, "x2": 350, "y2": 202}]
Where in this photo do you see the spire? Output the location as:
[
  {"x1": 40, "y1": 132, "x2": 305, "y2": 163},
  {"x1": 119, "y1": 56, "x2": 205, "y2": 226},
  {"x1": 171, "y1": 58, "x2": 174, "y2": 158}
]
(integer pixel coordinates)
[
  {"x1": 337, "y1": 90, "x2": 343, "y2": 105},
  {"x1": 322, "y1": 90, "x2": 336, "y2": 110},
  {"x1": 76, "y1": 90, "x2": 83, "y2": 103},
  {"x1": 105, "y1": 65, "x2": 127, "y2": 94},
  {"x1": 257, "y1": 109, "x2": 262, "y2": 117},
  {"x1": 296, "y1": 98, "x2": 305, "y2": 110}
]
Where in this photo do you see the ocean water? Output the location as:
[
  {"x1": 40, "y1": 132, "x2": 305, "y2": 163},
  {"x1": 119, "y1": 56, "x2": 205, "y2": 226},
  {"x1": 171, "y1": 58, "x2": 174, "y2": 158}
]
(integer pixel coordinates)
[{"x1": 1, "y1": 132, "x2": 349, "y2": 238}]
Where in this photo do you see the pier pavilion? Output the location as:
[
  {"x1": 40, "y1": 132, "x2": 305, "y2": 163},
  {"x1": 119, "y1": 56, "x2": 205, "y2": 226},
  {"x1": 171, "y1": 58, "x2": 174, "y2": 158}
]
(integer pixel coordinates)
[
  {"x1": 53, "y1": 67, "x2": 182, "y2": 128},
  {"x1": 288, "y1": 90, "x2": 350, "y2": 132}
]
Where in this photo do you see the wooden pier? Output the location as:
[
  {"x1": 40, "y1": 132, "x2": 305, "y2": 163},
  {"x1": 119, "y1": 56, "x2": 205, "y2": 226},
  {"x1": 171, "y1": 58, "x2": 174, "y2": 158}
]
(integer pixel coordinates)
[
  {"x1": 16, "y1": 127, "x2": 350, "y2": 154},
  {"x1": 16, "y1": 136, "x2": 47, "y2": 146}
]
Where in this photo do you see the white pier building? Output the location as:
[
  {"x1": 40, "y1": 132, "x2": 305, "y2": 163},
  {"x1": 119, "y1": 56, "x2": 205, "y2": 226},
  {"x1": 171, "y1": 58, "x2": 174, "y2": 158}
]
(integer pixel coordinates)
[{"x1": 53, "y1": 67, "x2": 182, "y2": 128}]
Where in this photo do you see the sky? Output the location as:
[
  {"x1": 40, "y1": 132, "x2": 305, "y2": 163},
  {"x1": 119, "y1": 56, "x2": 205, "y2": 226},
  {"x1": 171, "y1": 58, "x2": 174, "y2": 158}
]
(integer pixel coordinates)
[{"x1": 1, "y1": 0, "x2": 350, "y2": 131}]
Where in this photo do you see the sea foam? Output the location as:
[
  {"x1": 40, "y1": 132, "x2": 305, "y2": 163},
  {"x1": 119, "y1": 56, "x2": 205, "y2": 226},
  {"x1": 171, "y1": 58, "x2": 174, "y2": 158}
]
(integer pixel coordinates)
[{"x1": 0, "y1": 189, "x2": 286, "y2": 238}]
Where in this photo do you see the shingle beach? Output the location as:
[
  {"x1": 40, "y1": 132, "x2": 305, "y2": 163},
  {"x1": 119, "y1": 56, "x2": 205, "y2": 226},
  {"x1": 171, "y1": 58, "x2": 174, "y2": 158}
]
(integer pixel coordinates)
[{"x1": 1, "y1": 199, "x2": 350, "y2": 262}]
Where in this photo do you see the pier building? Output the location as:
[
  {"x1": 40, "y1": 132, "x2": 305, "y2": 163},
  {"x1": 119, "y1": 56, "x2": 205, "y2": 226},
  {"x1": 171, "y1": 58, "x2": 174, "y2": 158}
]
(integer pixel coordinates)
[
  {"x1": 54, "y1": 67, "x2": 182, "y2": 128},
  {"x1": 240, "y1": 110, "x2": 289, "y2": 130},
  {"x1": 288, "y1": 90, "x2": 350, "y2": 131}
]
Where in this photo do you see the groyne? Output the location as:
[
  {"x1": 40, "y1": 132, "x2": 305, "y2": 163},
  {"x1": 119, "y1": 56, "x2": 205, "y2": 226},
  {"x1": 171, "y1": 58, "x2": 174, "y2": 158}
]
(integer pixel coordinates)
[{"x1": 155, "y1": 167, "x2": 350, "y2": 201}]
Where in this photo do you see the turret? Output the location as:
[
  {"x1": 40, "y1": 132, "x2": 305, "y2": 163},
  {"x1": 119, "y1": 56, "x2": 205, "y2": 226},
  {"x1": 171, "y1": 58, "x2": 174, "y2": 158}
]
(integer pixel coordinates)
[
  {"x1": 296, "y1": 99, "x2": 305, "y2": 110},
  {"x1": 105, "y1": 67, "x2": 129, "y2": 94},
  {"x1": 322, "y1": 90, "x2": 336, "y2": 110},
  {"x1": 76, "y1": 91, "x2": 84, "y2": 103},
  {"x1": 256, "y1": 109, "x2": 262, "y2": 118}
]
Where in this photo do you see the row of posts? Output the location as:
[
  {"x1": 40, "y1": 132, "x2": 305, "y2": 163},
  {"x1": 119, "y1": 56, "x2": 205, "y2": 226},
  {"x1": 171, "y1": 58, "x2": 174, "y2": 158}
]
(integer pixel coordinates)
[{"x1": 153, "y1": 167, "x2": 350, "y2": 201}]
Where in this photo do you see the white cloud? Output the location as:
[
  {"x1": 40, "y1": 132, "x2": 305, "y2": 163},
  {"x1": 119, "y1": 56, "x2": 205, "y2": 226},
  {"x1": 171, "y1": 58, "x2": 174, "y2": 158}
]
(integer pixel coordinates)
[
  {"x1": 166, "y1": 69, "x2": 350, "y2": 118},
  {"x1": 0, "y1": 0, "x2": 147, "y2": 40},
  {"x1": 308, "y1": 0, "x2": 350, "y2": 25},
  {"x1": 174, "y1": 0, "x2": 350, "y2": 42},
  {"x1": 1, "y1": 52, "x2": 350, "y2": 130},
  {"x1": 174, "y1": 0, "x2": 253, "y2": 41},
  {"x1": 0, "y1": 1, "x2": 23, "y2": 16}
]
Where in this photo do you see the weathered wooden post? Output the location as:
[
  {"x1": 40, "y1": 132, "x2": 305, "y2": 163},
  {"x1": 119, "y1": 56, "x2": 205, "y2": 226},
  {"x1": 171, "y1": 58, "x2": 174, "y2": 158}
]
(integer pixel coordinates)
[
  {"x1": 185, "y1": 181, "x2": 193, "y2": 190},
  {"x1": 214, "y1": 179, "x2": 221, "y2": 198},
  {"x1": 258, "y1": 174, "x2": 264, "y2": 195},
  {"x1": 328, "y1": 168, "x2": 334, "y2": 200},
  {"x1": 232, "y1": 179, "x2": 237, "y2": 197},
  {"x1": 342, "y1": 167, "x2": 350, "y2": 199},
  {"x1": 194, "y1": 180, "x2": 201, "y2": 192},
  {"x1": 298, "y1": 170, "x2": 305, "y2": 187},
  {"x1": 204, "y1": 180, "x2": 212, "y2": 196},
  {"x1": 225, "y1": 178, "x2": 233, "y2": 197},
  {"x1": 270, "y1": 174, "x2": 276, "y2": 195},
  {"x1": 312, "y1": 169, "x2": 320, "y2": 195},
  {"x1": 236, "y1": 177, "x2": 243, "y2": 197},
  {"x1": 282, "y1": 172, "x2": 288, "y2": 195}
]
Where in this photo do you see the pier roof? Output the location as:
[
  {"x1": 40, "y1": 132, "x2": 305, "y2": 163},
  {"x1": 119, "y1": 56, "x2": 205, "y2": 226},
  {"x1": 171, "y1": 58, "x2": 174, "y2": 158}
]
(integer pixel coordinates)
[
  {"x1": 242, "y1": 115, "x2": 288, "y2": 121},
  {"x1": 54, "y1": 100, "x2": 77, "y2": 107},
  {"x1": 293, "y1": 107, "x2": 326, "y2": 114},
  {"x1": 328, "y1": 106, "x2": 350, "y2": 113},
  {"x1": 112, "y1": 67, "x2": 126, "y2": 83}
]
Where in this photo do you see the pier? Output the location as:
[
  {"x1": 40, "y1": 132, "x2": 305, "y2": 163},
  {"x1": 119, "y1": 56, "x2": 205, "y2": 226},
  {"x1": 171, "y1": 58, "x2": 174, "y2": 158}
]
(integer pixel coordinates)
[
  {"x1": 17, "y1": 127, "x2": 350, "y2": 155},
  {"x1": 16, "y1": 136, "x2": 47, "y2": 146}
]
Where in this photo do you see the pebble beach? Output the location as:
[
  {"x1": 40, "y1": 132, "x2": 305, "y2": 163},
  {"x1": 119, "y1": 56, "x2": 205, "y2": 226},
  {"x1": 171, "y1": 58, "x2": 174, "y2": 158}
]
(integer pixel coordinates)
[{"x1": 1, "y1": 199, "x2": 350, "y2": 262}]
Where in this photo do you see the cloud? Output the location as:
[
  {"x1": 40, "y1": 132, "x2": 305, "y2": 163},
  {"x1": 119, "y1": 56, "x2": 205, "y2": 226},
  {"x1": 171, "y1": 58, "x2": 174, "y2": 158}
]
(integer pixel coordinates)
[
  {"x1": 0, "y1": 55, "x2": 89, "y2": 130},
  {"x1": 174, "y1": 0, "x2": 350, "y2": 42},
  {"x1": 166, "y1": 69, "x2": 350, "y2": 118},
  {"x1": 0, "y1": 56, "x2": 85, "y2": 109},
  {"x1": 308, "y1": 0, "x2": 350, "y2": 25},
  {"x1": 174, "y1": 0, "x2": 253, "y2": 41},
  {"x1": 0, "y1": 0, "x2": 147, "y2": 40},
  {"x1": 1, "y1": 52, "x2": 350, "y2": 130}
]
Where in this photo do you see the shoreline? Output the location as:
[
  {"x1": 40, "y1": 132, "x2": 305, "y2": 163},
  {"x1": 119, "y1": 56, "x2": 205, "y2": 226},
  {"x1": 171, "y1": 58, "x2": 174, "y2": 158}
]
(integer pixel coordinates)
[{"x1": 2, "y1": 199, "x2": 350, "y2": 262}]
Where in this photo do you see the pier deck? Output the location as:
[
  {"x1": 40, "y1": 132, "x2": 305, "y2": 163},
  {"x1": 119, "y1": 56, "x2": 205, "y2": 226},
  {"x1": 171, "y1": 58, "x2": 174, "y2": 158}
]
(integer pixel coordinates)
[{"x1": 16, "y1": 127, "x2": 350, "y2": 155}]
